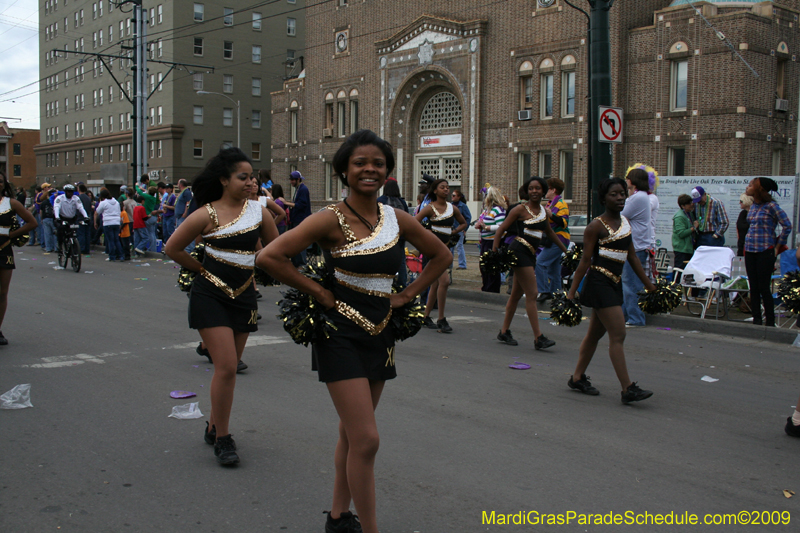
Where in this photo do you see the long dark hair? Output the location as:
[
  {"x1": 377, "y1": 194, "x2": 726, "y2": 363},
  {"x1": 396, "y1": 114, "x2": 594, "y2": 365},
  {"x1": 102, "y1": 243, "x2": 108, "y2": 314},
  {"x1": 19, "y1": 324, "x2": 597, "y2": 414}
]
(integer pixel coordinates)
[
  {"x1": 383, "y1": 180, "x2": 401, "y2": 198},
  {"x1": 272, "y1": 183, "x2": 285, "y2": 199},
  {"x1": 426, "y1": 178, "x2": 448, "y2": 202},
  {"x1": 193, "y1": 147, "x2": 252, "y2": 206},
  {"x1": 332, "y1": 129, "x2": 395, "y2": 185},
  {"x1": 0, "y1": 171, "x2": 12, "y2": 199}
]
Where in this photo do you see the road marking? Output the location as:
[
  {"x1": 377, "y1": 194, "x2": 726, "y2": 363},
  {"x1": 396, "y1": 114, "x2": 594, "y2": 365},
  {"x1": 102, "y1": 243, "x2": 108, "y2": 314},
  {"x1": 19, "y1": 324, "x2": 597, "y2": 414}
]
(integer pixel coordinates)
[
  {"x1": 21, "y1": 352, "x2": 131, "y2": 369},
  {"x1": 164, "y1": 335, "x2": 289, "y2": 351},
  {"x1": 446, "y1": 316, "x2": 492, "y2": 324}
]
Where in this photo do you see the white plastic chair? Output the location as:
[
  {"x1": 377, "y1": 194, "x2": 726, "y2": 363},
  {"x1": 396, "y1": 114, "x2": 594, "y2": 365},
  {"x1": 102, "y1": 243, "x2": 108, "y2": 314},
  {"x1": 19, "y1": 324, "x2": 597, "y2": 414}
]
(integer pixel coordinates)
[{"x1": 672, "y1": 246, "x2": 735, "y2": 319}]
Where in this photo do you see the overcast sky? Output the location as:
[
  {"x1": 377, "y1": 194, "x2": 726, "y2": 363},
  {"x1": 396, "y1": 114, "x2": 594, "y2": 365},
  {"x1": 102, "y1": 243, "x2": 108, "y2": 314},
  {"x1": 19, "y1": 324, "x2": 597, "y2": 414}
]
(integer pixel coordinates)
[{"x1": 0, "y1": 0, "x2": 40, "y2": 130}]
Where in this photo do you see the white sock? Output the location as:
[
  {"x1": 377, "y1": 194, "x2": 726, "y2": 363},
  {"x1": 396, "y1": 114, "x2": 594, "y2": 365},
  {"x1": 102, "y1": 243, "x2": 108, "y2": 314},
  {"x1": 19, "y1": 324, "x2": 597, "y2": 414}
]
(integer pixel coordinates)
[{"x1": 792, "y1": 410, "x2": 800, "y2": 427}]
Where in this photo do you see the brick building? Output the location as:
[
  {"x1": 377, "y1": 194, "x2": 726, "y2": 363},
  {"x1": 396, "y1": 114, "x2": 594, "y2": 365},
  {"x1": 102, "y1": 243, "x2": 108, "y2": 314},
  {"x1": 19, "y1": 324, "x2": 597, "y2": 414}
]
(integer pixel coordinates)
[
  {"x1": 0, "y1": 123, "x2": 39, "y2": 192},
  {"x1": 37, "y1": 0, "x2": 305, "y2": 190},
  {"x1": 270, "y1": 0, "x2": 799, "y2": 215}
]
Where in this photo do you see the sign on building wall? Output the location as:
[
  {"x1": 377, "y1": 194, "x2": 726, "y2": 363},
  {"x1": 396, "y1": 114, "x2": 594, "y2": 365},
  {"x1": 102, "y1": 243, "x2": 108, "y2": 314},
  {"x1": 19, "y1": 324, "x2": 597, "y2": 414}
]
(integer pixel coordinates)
[
  {"x1": 598, "y1": 106, "x2": 623, "y2": 144},
  {"x1": 420, "y1": 134, "x2": 462, "y2": 148},
  {"x1": 653, "y1": 176, "x2": 796, "y2": 252}
]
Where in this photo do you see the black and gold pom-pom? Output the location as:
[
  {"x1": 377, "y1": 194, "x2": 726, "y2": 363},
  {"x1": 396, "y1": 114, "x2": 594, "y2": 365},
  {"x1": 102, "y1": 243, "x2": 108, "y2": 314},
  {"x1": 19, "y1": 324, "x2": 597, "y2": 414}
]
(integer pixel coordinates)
[
  {"x1": 447, "y1": 233, "x2": 461, "y2": 248},
  {"x1": 637, "y1": 277, "x2": 681, "y2": 315},
  {"x1": 276, "y1": 260, "x2": 337, "y2": 346},
  {"x1": 254, "y1": 267, "x2": 280, "y2": 287},
  {"x1": 561, "y1": 246, "x2": 582, "y2": 273},
  {"x1": 480, "y1": 248, "x2": 518, "y2": 276},
  {"x1": 778, "y1": 271, "x2": 800, "y2": 314},
  {"x1": 389, "y1": 283, "x2": 425, "y2": 341},
  {"x1": 549, "y1": 290, "x2": 583, "y2": 327},
  {"x1": 177, "y1": 243, "x2": 206, "y2": 292},
  {"x1": 9, "y1": 217, "x2": 29, "y2": 247}
]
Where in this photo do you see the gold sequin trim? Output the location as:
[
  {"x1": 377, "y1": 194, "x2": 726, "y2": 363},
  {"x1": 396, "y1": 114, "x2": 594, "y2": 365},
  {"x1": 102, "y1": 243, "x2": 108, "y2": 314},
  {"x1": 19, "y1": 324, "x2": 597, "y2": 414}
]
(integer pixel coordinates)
[
  {"x1": 204, "y1": 253, "x2": 254, "y2": 270},
  {"x1": 334, "y1": 268, "x2": 393, "y2": 298},
  {"x1": 334, "y1": 203, "x2": 384, "y2": 251},
  {"x1": 325, "y1": 205, "x2": 357, "y2": 242},
  {"x1": 523, "y1": 204, "x2": 546, "y2": 224},
  {"x1": 598, "y1": 246, "x2": 628, "y2": 263},
  {"x1": 334, "y1": 267, "x2": 394, "y2": 279},
  {"x1": 204, "y1": 222, "x2": 261, "y2": 240},
  {"x1": 597, "y1": 216, "x2": 632, "y2": 245},
  {"x1": 204, "y1": 204, "x2": 219, "y2": 228},
  {"x1": 335, "y1": 300, "x2": 392, "y2": 335},
  {"x1": 335, "y1": 278, "x2": 391, "y2": 298},
  {"x1": 205, "y1": 243, "x2": 257, "y2": 255},
  {"x1": 0, "y1": 239, "x2": 9, "y2": 252},
  {"x1": 330, "y1": 233, "x2": 399, "y2": 258},
  {"x1": 214, "y1": 201, "x2": 248, "y2": 232},
  {"x1": 591, "y1": 265, "x2": 621, "y2": 284},
  {"x1": 201, "y1": 269, "x2": 254, "y2": 299},
  {"x1": 429, "y1": 203, "x2": 453, "y2": 222},
  {"x1": 514, "y1": 236, "x2": 537, "y2": 255},
  {"x1": 0, "y1": 208, "x2": 11, "y2": 216}
]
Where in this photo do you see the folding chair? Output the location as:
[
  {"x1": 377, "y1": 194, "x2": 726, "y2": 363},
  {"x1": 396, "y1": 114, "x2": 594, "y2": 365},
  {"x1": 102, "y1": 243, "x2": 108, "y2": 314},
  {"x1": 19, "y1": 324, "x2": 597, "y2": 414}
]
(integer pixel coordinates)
[
  {"x1": 715, "y1": 256, "x2": 750, "y2": 320},
  {"x1": 672, "y1": 246, "x2": 735, "y2": 319}
]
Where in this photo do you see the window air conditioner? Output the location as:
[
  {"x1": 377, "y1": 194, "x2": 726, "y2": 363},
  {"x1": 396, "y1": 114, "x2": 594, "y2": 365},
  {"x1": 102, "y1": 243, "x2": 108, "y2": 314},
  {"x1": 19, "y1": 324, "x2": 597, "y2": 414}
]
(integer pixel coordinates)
[
  {"x1": 518, "y1": 110, "x2": 532, "y2": 121},
  {"x1": 776, "y1": 99, "x2": 789, "y2": 112},
  {"x1": 323, "y1": 128, "x2": 333, "y2": 137}
]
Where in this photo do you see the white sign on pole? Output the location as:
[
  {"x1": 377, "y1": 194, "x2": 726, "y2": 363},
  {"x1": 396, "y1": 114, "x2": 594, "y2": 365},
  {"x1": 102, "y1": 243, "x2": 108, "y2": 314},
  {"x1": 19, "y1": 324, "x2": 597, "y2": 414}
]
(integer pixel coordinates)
[
  {"x1": 598, "y1": 106, "x2": 623, "y2": 144},
  {"x1": 653, "y1": 176, "x2": 796, "y2": 252}
]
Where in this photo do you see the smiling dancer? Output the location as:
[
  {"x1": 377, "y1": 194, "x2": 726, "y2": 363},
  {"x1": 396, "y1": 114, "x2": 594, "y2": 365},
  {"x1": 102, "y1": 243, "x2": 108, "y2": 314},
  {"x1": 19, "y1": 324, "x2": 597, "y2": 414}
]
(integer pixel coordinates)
[
  {"x1": 566, "y1": 178, "x2": 656, "y2": 404},
  {"x1": 258, "y1": 129, "x2": 450, "y2": 533},
  {"x1": 492, "y1": 177, "x2": 567, "y2": 350}
]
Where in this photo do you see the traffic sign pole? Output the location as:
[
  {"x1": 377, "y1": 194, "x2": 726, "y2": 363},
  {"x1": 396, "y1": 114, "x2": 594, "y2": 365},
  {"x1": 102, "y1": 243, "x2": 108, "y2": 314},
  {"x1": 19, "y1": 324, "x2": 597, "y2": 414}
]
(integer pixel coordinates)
[{"x1": 589, "y1": 0, "x2": 615, "y2": 219}]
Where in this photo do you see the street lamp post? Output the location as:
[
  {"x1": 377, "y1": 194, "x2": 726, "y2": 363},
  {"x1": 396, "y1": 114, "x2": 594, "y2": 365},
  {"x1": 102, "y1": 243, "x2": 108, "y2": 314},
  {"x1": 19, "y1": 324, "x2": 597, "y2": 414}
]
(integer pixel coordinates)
[{"x1": 197, "y1": 91, "x2": 240, "y2": 148}]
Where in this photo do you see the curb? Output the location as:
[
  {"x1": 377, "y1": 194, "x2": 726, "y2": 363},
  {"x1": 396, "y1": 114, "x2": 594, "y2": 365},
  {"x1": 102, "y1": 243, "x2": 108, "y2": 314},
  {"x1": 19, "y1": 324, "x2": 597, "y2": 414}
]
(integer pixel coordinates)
[{"x1": 447, "y1": 288, "x2": 799, "y2": 345}]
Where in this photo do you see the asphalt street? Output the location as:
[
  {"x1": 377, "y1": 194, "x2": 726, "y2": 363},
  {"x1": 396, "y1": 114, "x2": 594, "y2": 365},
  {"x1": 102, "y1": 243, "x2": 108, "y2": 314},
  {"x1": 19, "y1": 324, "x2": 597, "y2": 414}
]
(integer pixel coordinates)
[{"x1": 1, "y1": 246, "x2": 799, "y2": 532}]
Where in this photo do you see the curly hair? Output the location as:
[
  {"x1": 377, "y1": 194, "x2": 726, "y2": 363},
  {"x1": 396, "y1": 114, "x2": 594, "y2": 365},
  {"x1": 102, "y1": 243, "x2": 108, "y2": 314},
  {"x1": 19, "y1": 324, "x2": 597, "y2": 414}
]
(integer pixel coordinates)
[
  {"x1": 519, "y1": 176, "x2": 548, "y2": 201},
  {"x1": 192, "y1": 147, "x2": 252, "y2": 206}
]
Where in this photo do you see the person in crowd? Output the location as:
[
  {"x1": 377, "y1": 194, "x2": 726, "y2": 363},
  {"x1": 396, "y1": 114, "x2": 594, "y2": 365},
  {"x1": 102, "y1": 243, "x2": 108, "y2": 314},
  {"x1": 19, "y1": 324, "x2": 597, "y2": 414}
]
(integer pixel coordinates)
[
  {"x1": 88, "y1": 190, "x2": 104, "y2": 247},
  {"x1": 95, "y1": 189, "x2": 124, "y2": 262},
  {"x1": 415, "y1": 178, "x2": 468, "y2": 333},
  {"x1": 737, "y1": 193, "x2": 754, "y2": 257},
  {"x1": 28, "y1": 185, "x2": 42, "y2": 247},
  {"x1": 474, "y1": 186, "x2": 507, "y2": 293},
  {"x1": 136, "y1": 177, "x2": 160, "y2": 251},
  {"x1": 76, "y1": 184, "x2": 94, "y2": 254},
  {"x1": 451, "y1": 190, "x2": 472, "y2": 270},
  {"x1": 535, "y1": 177, "x2": 570, "y2": 302},
  {"x1": 132, "y1": 195, "x2": 150, "y2": 256},
  {"x1": 647, "y1": 172, "x2": 660, "y2": 282},
  {"x1": 377, "y1": 178, "x2": 409, "y2": 286},
  {"x1": 620, "y1": 168, "x2": 652, "y2": 327},
  {"x1": 161, "y1": 183, "x2": 177, "y2": 243},
  {"x1": 492, "y1": 177, "x2": 566, "y2": 348},
  {"x1": 672, "y1": 194, "x2": 697, "y2": 271},
  {"x1": 271, "y1": 183, "x2": 289, "y2": 235},
  {"x1": 743, "y1": 177, "x2": 791, "y2": 327},
  {"x1": 117, "y1": 185, "x2": 128, "y2": 205},
  {"x1": 284, "y1": 170, "x2": 312, "y2": 266},
  {"x1": 175, "y1": 179, "x2": 193, "y2": 228},
  {"x1": 257, "y1": 129, "x2": 450, "y2": 533},
  {"x1": 166, "y1": 147, "x2": 279, "y2": 466},
  {"x1": 54, "y1": 184, "x2": 89, "y2": 253},
  {"x1": 691, "y1": 185, "x2": 729, "y2": 247},
  {"x1": 38, "y1": 183, "x2": 57, "y2": 253},
  {"x1": 567, "y1": 177, "x2": 656, "y2": 403},
  {"x1": 0, "y1": 171, "x2": 37, "y2": 345},
  {"x1": 119, "y1": 208, "x2": 132, "y2": 261}
]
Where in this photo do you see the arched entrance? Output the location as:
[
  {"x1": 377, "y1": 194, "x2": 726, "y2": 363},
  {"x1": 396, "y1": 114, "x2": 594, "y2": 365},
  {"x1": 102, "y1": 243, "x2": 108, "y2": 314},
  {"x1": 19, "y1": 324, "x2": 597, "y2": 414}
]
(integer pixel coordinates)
[{"x1": 412, "y1": 89, "x2": 464, "y2": 192}]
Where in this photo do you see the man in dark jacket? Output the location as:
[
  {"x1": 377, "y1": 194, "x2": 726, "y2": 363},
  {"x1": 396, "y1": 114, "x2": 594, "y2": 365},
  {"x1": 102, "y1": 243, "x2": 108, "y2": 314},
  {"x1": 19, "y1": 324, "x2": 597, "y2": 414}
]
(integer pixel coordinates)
[{"x1": 285, "y1": 171, "x2": 312, "y2": 266}]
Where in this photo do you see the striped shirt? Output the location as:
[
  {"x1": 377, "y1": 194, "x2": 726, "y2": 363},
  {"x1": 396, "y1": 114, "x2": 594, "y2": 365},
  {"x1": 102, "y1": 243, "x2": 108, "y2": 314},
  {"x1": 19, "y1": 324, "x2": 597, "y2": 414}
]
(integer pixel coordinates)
[
  {"x1": 744, "y1": 200, "x2": 792, "y2": 253},
  {"x1": 696, "y1": 194, "x2": 729, "y2": 235},
  {"x1": 547, "y1": 195, "x2": 570, "y2": 245},
  {"x1": 479, "y1": 205, "x2": 506, "y2": 240}
]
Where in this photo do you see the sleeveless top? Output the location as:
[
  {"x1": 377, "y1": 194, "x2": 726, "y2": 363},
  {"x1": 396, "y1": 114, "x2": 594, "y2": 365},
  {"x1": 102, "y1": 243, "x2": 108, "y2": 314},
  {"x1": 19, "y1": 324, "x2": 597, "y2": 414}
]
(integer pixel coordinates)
[
  {"x1": 590, "y1": 216, "x2": 632, "y2": 284},
  {"x1": 195, "y1": 200, "x2": 262, "y2": 300},
  {"x1": 428, "y1": 202, "x2": 455, "y2": 245},
  {"x1": 514, "y1": 204, "x2": 549, "y2": 254},
  {"x1": 323, "y1": 203, "x2": 404, "y2": 336},
  {"x1": 0, "y1": 197, "x2": 14, "y2": 253}
]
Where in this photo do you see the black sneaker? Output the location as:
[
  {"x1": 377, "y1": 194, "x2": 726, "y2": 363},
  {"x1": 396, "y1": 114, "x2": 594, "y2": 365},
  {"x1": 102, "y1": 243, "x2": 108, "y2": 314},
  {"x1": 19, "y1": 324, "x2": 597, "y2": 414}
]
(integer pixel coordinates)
[
  {"x1": 534, "y1": 334, "x2": 555, "y2": 350},
  {"x1": 204, "y1": 421, "x2": 216, "y2": 445},
  {"x1": 257, "y1": 313, "x2": 262, "y2": 321},
  {"x1": 786, "y1": 417, "x2": 800, "y2": 438},
  {"x1": 324, "y1": 511, "x2": 363, "y2": 533},
  {"x1": 197, "y1": 342, "x2": 211, "y2": 363},
  {"x1": 255, "y1": 291, "x2": 263, "y2": 299},
  {"x1": 536, "y1": 292, "x2": 552, "y2": 303},
  {"x1": 214, "y1": 434, "x2": 240, "y2": 466},
  {"x1": 437, "y1": 318, "x2": 453, "y2": 334},
  {"x1": 0, "y1": 332, "x2": 7, "y2": 346},
  {"x1": 621, "y1": 382, "x2": 653, "y2": 404},
  {"x1": 237, "y1": 360, "x2": 248, "y2": 373},
  {"x1": 422, "y1": 316, "x2": 436, "y2": 329},
  {"x1": 568, "y1": 374, "x2": 600, "y2": 395},
  {"x1": 497, "y1": 329, "x2": 518, "y2": 346}
]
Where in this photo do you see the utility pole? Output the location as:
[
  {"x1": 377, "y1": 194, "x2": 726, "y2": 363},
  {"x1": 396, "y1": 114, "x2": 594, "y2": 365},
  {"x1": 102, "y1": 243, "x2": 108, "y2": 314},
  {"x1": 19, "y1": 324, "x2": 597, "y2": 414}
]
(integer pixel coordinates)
[
  {"x1": 132, "y1": 0, "x2": 148, "y2": 182},
  {"x1": 588, "y1": 0, "x2": 614, "y2": 218}
]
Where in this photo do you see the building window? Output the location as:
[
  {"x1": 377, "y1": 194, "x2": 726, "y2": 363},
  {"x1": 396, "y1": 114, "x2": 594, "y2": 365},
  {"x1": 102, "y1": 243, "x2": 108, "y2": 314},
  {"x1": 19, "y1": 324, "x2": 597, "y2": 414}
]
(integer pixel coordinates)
[
  {"x1": 251, "y1": 77, "x2": 261, "y2": 96},
  {"x1": 325, "y1": 162, "x2": 333, "y2": 201},
  {"x1": 539, "y1": 151, "x2": 552, "y2": 179},
  {"x1": 223, "y1": 41, "x2": 233, "y2": 60},
  {"x1": 521, "y1": 76, "x2": 534, "y2": 109},
  {"x1": 325, "y1": 101, "x2": 334, "y2": 131},
  {"x1": 223, "y1": 108, "x2": 233, "y2": 127},
  {"x1": 252, "y1": 45, "x2": 261, "y2": 63},
  {"x1": 252, "y1": 110, "x2": 261, "y2": 129},
  {"x1": 149, "y1": 141, "x2": 154, "y2": 158},
  {"x1": 290, "y1": 110, "x2": 298, "y2": 143},
  {"x1": 194, "y1": 140, "x2": 203, "y2": 158},
  {"x1": 12, "y1": 143, "x2": 20, "y2": 156},
  {"x1": 777, "y1": 59, "x2": 787, "y2": 100},
  {"x1": 194, "y1": 37, "x2": 203, "y2": 55},
  {"x1": 518, "y1": 152, "x2": 531, "y2": 188},
  {"x1": 562, "y1": 71, "x2": 576, "y2": 117},
  {"x1": 671, "y1": 60, "x2": 688, "y2": 111},
  {"x1": 223, "y1": 74, "x2": 233, "y2": 93},
  {"x1": 560, "y1": 151, "x2": 574, "y2": 199},
  {"x1": 772, "y1": 149, "x2": 783, "y2": 176},
  {"x1": 252, "y1": 143, "x2": 261, "y2": 161},
  {"x1": 223, "y1": 7, "x2": 233, "y2": 26},
  {"x1": 194, "y1": 3, "x2": 204, "y2": 21},
  {"x1": 157, "y1": 140, "x2": 162, "y2": 158},
  {"x1": 668, "y1": 147, "x2": 686, "y2": 176},
  {"x1": 541, "y1": 73, "x2": 554, "y2": 119},
  {"x1": 337, "y1": 101, "x2": 346, "y2": 137},
  {"x1": 109, "y1": 146, "x2": 113, "y2": 162},
  {"x1": 419, "y1": 91, "x2": 463, "y2": 131},
  {"x1": 157, "y1": 5, "x2": 162, "y2": 24},
  {"x1": 350, "y1": 100, "x2": 359, "y2": 133},
  {"x1": 13, "y1": 165, "x2": 21, "y2": 177},
  {"x1": 193, "y1": 73, "x2": 203, "y2": 90},
  {"x1": 157, "y1": 106, "x2": 163, "y2": 124},
  {"x1": 252, "y1": 12, "x2": 261, "y2": 30},
  {"x1": 287, "y1": 17, "x2": 296, "y2": 36},
  {"x1": 193, "y1": 105, "x2": 203, "y2": 125}
]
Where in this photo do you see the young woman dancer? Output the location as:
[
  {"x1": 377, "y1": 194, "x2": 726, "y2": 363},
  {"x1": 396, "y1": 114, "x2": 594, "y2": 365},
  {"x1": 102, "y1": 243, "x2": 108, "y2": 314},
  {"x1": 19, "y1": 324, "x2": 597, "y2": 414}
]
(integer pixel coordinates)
[
  {"x1": 414, "y1": 178, "x2": 467, "y2": 333},
  {"x1": 258, "y1": 130, "x2": 450, "y2": 533},
  {"x1": 0, "y1": 171, "x2": 38, "y2": 344},
  {"x1": 165, "y1": 148, "x2": 279, "y2": 465},
  {"x1": 566, "y1": 178, "x2": 656, "y2": 404},
  {"x1": 492, "y1": 177, "x2": 567, "y2": 349}
]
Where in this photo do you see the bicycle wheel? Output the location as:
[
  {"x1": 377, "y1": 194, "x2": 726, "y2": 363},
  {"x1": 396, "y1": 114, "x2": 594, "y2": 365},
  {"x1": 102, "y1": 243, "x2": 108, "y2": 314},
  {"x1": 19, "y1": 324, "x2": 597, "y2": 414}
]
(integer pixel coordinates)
[
  {"x1": 70, "y1": 237, "x2": 81, "y2": 272},
  {"x1": 57, "y1": 239, "x2": 69, "y2": 268}
]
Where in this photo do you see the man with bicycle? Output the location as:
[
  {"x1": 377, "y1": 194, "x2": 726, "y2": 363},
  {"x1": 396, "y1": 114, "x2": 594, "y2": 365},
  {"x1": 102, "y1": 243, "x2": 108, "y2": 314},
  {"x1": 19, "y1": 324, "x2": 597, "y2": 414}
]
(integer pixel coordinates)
[{"x1": 54, "y1": 184, "x2": 88, "y2": 253}]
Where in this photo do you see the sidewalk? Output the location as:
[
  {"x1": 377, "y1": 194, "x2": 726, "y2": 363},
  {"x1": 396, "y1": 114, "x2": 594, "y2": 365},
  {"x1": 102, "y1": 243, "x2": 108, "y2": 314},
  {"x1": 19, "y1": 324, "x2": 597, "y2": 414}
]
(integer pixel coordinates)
[{"x1": 446, "y1": 246, "x2": 799, "y2": 345}]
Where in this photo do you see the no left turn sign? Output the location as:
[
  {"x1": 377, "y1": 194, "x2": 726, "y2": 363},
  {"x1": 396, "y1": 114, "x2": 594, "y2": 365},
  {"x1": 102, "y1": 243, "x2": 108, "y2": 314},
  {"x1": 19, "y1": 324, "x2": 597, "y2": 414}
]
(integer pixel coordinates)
[{"x1": 598, "y1": 106, "x2": 623, "y2": 143}]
